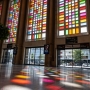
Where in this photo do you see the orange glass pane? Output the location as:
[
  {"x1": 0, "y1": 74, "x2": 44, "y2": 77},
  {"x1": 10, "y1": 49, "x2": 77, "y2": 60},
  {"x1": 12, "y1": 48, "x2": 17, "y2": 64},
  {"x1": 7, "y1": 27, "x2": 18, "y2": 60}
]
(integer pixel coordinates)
[
  {"x1": 76, "y1": 28, "x2": 79, "y2": 33},
  {"x1": 72, "y1": 7, "x2": 74, "y2": 9},
  {"x1": 66, "y1": 23, "x2": 68, "y2": 25},
  {"x1": 75, "y1": 6, "x2": 78, "y2": 8},
  {"x1": 75, "y1": 2, "x2": 78, "y2": 6}
]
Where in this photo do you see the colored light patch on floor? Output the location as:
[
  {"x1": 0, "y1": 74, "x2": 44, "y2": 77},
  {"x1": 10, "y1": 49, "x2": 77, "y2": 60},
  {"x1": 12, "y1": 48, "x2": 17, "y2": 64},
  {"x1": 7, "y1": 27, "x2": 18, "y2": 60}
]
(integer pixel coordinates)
[
  {"x1": 74, "y1": 75, "x2": 83, "y2": 78},
  {"x1": 36, "y1": 72, "x2": 42, "y2": 75},
  {"x1": 43, "y1": 78, "x2": 55, "y2": 83},
  {"x1": 55, "y1": 77, "x2": 66, "y2": 81},
  {"x1": 11, "y1": 79, "x2": 31, "y2": 85},
  {"x1": 61, "y1": 81, "x2": 83, "y2": 88},
  {"x1": 75, "y1": 80, "x2": 90, "y2": 84},
  {"x1": 15, "y1": 75, "x2": 30, "y2": 79},
  {"x1": 1, "y1": 85, "x2": 31, "y2": 90},
  {"x1": 45, "y1": 85, "x2": 64, "y2": 90},
  {"x1": 50, "y1": 75, "x2": 59, "y2": 77},
  {"x1": 39, "y1": 75, "x2": 49, "y2": 78}
]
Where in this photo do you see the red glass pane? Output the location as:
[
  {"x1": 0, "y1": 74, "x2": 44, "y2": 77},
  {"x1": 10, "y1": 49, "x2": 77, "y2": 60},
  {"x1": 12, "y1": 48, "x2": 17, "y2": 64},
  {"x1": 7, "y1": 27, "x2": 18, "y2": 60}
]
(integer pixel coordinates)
[
  {"x1": 59, "y1": 26, "x2": 64, "y2": 29},
  {"x1": 80, "y1": 16, "x2": 86, "y2": 19},
  {"x1": 66, "y1": 26, "x2": 68, "y2": 28},
  {"x1": 59, "y1": 20, "x2": 64, "y2": 23},
  {"x1": 80, "y1": 6, "x2": 86, "y2": 10}
]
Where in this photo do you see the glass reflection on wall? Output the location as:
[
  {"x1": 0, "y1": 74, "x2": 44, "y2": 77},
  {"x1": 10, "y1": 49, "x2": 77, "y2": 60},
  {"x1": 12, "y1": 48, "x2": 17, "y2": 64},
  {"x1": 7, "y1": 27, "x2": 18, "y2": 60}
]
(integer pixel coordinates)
[
  {"x1": 25, "y1": 47, "x2": 45, "y2": 65},
  {"x1": 58, "y1": 49, "x2": 90, "y2": 68}
]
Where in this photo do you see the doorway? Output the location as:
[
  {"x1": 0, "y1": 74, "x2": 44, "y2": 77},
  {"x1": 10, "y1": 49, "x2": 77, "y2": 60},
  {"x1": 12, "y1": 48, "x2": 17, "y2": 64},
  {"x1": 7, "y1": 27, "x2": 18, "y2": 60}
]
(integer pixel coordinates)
[
  {"x1": 24, "y1": 47, "x2": 45, "y2": 66},
  {"x1": 57, "y1": 45, "x2": 90, "y2": 68},
  {"x1": 2, "y1": 49, "x2": 14, "y2": 64}
]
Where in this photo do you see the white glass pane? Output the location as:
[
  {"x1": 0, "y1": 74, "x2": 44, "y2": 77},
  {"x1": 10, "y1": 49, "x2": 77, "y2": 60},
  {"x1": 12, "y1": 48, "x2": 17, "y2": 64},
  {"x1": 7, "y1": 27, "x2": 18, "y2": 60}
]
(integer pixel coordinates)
[
  {"x1": 59, "y1": 30, "x2": 64, "y2": 35},
  {"x1": 42, "y1": 33, "x2": 46, "y2": 38},
  {"x1": 27, "y1": 35, "x2": 31, "y2": 39},
  {"x1": 81, "y1": 27, "x2": 87, "y2": 33}
]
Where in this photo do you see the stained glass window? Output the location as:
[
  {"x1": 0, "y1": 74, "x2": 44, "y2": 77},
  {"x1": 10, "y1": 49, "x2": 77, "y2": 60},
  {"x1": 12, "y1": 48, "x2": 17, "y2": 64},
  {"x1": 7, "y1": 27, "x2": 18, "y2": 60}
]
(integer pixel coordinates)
[
  {"x1": 58, "y1": 0, "x2": 87, "y2": 36},
  {"x1": 27, "y1": 0, "x2": 47, "y2": 40},
  {"x1": 5, "y1": 0, "x2": 20, "y2": 43}
]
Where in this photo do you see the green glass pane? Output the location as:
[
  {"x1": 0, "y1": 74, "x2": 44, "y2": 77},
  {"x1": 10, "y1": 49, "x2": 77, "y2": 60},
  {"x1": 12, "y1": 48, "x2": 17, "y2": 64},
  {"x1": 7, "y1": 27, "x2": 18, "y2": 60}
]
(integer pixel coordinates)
[
  {"x1": 75, "y1": 12, "x2": 78, "y2": 14},
  {"x1": 76, "y1": 21, "x2": 79, "y2": 23},
  {"x1": 65, "y1": 5, "x2": 68, "y2": 7},
  {"x1": 37, "y1": 34, "x2": 39, "y2": 38},
  {"x1": 80, "y1": 0, "x2": 86, "y2": 1},
  {"x1": 39, "y1": 30, "x2": 41, "y2": 33},
  {"x1": 76, "y1": 15, "x2": 78, "y2": 17},
  {"x1": 59, "y1": 24, "x2": 64, "y2": 26},
  {"x1": 66, "y1": 30, "x2": 68, "y2": 35},
  {"x1": 80, "y1": 1, "x2": 85, "y2": 4},
  {"x1": 29, "y1": 16, "x2": 33, "y2": 18}
]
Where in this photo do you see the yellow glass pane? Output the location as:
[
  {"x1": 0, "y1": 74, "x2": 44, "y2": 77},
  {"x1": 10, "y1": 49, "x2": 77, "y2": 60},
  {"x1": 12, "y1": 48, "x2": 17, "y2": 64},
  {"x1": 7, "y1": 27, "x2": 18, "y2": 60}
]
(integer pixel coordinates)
[
  {"x1": 43, "y1": 19, "x2": 46, "y2": 22},
  {"x1": 76, "y1": 28, "x2": 79, "y2": 33},
  {"x1": 29, "y1": 20, "x2": 32, "y2": 23},
  {"x1": 72, "y1": 29, "x2": 75, "y2": 34},
  {"x1": 69, "y1": 8, "x2": 71, "y2": 10},
  {"x1": 69, "y1": 5, "x2": 71, "y2": 7},
  {"x1": 80, "y1": 19, "x2": 86, "y2": 23},
  {"x1": 42, "y1": 27, "x2": 46, "y2": 29},
  {"x1": 76, "y1": 24, "x2": 79, "y2": 27},
  {"x1": 43, "y1": 14, "x2": 46, "y2": 16},
  {"x1": 72, "y1": 21, "x2": 75, "y2": 24},
  {"x1": 60, "y1": 15, "x2": 64, "y2": 18},
  {"x1": 39, "y1": 34, "x2": 41, "y2": 38},
  {"x1": 69, "y1": 29, "x2": 72, "y2": 34},
  {"x1": 60, "y1": 18, "x2": 64, "y2": 20}
]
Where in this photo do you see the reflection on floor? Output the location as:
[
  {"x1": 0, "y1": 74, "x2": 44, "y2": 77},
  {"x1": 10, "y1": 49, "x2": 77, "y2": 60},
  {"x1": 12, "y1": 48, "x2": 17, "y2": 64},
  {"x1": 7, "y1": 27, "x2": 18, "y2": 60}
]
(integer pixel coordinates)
[{"x1": 0, "y1": 65, "x2": 90, "y2": 90}]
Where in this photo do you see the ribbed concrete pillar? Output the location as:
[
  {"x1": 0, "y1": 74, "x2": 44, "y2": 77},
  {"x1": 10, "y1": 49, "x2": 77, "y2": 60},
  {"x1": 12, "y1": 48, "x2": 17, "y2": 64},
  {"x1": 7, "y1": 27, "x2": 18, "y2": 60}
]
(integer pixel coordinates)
[
  {"x1": 14, "y1": 0, "x2": 27, "y2": 64},
  {"x1": 45, "y1": 0, "x2": 56, "y2": 67}
]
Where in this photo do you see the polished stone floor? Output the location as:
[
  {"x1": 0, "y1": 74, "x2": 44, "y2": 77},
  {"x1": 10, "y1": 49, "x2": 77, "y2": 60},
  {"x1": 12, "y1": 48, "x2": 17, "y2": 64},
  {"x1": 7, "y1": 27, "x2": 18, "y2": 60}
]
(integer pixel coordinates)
[{"x1": 0, "y1": 65, "x2": 90, "y2": 90}]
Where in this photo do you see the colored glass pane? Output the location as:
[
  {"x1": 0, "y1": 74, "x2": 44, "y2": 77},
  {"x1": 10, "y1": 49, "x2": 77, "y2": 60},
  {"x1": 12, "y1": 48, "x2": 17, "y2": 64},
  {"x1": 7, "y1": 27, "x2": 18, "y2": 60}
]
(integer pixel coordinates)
[
  {"x1": 66, "y1": 30, "x2": 68, "y2": 35},
  {"x1": 5, "y1": 0, "x2": 20, "y2": 43},
  {"x1": 27, "y1": 0, "x2": 47, "y2": 40},
  {"x1": 58, "y1": 0, "x2": 87, "y2": 36},
  {"x1": 0, "y1": 3, "x2": 2, "y2": 16},
  {"x1": 76, "y1": 28, "x2": 79, "y2": 33}
]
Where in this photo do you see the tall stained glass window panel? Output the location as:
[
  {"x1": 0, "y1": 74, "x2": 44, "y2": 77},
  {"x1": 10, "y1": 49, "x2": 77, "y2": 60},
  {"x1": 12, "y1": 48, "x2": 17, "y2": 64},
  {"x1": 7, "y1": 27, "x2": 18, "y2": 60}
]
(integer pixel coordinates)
[
  {"x1": 5, "y1": 0, "x2": 21, "y2": 43},
  {"x1": 58, "y1": 0, "x2": 87, "y2": 36},
  {"x1": 27, "y1": 0, "x2": 47, "y2": 40}
]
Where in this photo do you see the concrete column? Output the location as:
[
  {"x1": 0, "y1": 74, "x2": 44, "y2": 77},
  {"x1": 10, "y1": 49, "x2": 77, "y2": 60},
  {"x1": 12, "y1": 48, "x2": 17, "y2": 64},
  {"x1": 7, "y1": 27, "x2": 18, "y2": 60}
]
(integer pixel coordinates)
[
  {"x1": 0, "y1": 0, "x2": 9, "y2": 62},
  {"x1": 14, "y1": 0, "x2": 27, "y2": 65},
  {"x1": 45, "y1": 0, "x2": 56, "y2": 67}
]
